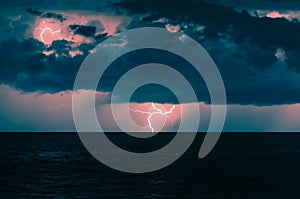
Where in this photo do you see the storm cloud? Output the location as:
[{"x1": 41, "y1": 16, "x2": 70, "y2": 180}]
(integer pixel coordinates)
[
  {"x1": 1, "y1": 0, "x2": 300, "y2": 132},
  {"x1": 26, "y1": 8, "x2": 66, "y2": 22},
  {"x1": 0, "y1": 0, "x2": 300, "y2": 105},
  {"x1": 69, "y1": 24, "x2": 97, "y2": 37}
]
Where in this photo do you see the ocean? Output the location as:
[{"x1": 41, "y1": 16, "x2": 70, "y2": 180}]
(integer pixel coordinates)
[{"x1": 1, "y1": 133, "x2": 300, "y2": 198}]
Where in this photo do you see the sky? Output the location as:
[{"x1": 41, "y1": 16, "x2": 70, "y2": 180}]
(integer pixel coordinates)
[{"x1": 0, "y1": 0, "x2": 300, "y2": 132}]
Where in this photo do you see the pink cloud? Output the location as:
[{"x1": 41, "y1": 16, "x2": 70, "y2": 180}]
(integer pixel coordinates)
[
  {"x1": 69, "y1": 50, "x2": 83, "y2": 57},
  {"x1": 31, "y1": 11, "x2": 131, "y2": 47},
  {"x1": 1, "y1": 86, "x2": 300, "y2": 132},
  {"x1": 97, "y1": 103, "x2": 182, "y2": 132},
  {"x1": 165, "y1": 24, "x2": 181, "y2": 33},
  {"x1": 266, "y1": 11, "x2": 290, "y2": 19},
  {"x1": 0, "y1": 86, "x2": 110, "y2": 131},
  {"x1": 254, "y1": 10, "x2": 300, "y2": 21}
]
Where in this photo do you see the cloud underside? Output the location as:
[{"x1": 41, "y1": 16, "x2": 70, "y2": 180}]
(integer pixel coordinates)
[
  {"x1": 1, "y1": 0, "x2": 300, "y2": 105},
  {"x1": 1, "y1": 85, "x2": 300, "y2": 132}
]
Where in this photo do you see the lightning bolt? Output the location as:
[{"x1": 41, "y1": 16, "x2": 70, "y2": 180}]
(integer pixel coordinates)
[
  {"x1": 35, "y1": 27, "x2": 61, "y2": 43},
  {"x1": 130, "y1": 103, "x2": 176, "y2": 132}
]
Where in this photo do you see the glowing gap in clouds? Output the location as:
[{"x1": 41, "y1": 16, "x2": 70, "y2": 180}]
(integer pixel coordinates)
[
  {"x1": 35, "y1": 27, "x2": 61, "y2": 44},
  {"x1": 130, "y1": 103, "x2": 176, "y2": 132}
]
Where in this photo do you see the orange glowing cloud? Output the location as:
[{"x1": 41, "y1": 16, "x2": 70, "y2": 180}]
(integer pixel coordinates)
[
  {"x1": 34, "y1": 26, "x2": 63, "y2": 45},
  {"x1": 2, "y1": 86, "x2": 300, "y2": 132},
  {"x1": 69, "y1": 50, "x2": 83, "y2": 57},
  {"x1": 31, "y1": 11, "x2": 131, "y2": 57},
  {"x1": 255, "y1": 10, "x2": 300, "y2": 22},
  {"x1": 96, "y1": 103, "x2": 182, "y2": 132},
  {"x1": 266, "y1": 11, "x2": 290, "y2": 19}
]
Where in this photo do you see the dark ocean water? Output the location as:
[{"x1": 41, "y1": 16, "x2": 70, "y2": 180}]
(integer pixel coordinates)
[{"x1": 1, "y1": 133, "x2": 300, "y2": 198}]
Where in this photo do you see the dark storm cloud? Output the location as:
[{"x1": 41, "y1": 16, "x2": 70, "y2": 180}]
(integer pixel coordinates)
[
  {"x1": 207, "y1": 0, "x2": 300, "y2": 10},
  {"x1": 115, "y1": 0, "x2": 300, "y2": 55},
  {"x1": 95, "y1": 33, "x2": 108, "y2": 41},
  {"x1": 1, "y1": 0, "x2": 120, "y2": 11},
  {"x1": 0, "y1": 38, "x2": 97, "y2": 93},
  {"x1": 42, "y1": 12, "x2": 66, "y2": 22},
  {"x1": 285, "y1": 50, "x2": 300, "y2": 73},
  {"x1": 1, "y1": 0, "x2": 300, "y2": 105},
  {"x1": 26, "y1": 8, "x2": 43, "y2": 16},
  {"x1": 107, "y1": 0, "x2": 300, "y2": 105},
  {"x1": 0, "y1": 38, "x2": 44, "y2": 82},
  {"x1": 48, "y1": 40, "x2": 73, "y2": 55},
  {"x1": 26, "y1": 8, "x2": 66, "y2": 22},
  {"x1": 69, "y1": 25, "x2": 97, "y2": 37}
]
